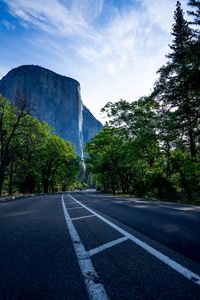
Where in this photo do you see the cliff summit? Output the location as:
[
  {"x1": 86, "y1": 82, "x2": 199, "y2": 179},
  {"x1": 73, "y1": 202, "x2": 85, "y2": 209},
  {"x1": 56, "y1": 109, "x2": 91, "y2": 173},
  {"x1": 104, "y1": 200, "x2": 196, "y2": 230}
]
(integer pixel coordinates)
[{"x1": 0, "y1": 65, "x2": 103, "y2": 157}]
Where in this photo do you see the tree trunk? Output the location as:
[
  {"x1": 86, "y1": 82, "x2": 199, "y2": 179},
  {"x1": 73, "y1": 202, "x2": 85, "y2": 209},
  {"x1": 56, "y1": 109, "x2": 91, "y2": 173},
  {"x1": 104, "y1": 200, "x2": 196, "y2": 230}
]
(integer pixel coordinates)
[
  {"x1": 0, "y1": 168, "x2": 5, "y2": 196},
  {"x1": 111, "y1": 180, "x2": 116, "y2": 194},
  {"x1": 188, "y1": 127, "x2": 197, "y2": 157},
  {"x1": 43, "y1": 180, "x2": 49, "y2": 193},
  {"x1": 8, "y1": 162, "x2": 14, "y2": 195}
]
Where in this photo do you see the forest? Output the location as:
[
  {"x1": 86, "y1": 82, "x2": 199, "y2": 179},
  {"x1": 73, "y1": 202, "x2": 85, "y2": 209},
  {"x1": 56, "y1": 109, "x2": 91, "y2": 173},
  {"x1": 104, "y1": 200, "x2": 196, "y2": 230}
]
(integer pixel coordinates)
[
  {"x1": 85, "y1": 1, "x2": 200, "y2": 202},
  {"x1": 0, "y1": 95, "x2": 79, "y2": 196},
  {"x1": 0, "y1": 1, "x2": 199, "y2": 202}
]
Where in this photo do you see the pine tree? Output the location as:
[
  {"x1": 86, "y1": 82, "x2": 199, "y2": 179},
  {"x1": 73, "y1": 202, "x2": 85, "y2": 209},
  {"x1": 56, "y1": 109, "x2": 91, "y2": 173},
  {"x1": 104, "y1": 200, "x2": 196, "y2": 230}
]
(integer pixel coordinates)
[
  {"x1": 154, "y1": 1, "x2": 199, "y2": 158},
  {"x1": 188, "y1": 0, "x2": 200, "y2": 27},
  {"x1": 168, "y1": 1, "x2": 192, "y2": 62}
]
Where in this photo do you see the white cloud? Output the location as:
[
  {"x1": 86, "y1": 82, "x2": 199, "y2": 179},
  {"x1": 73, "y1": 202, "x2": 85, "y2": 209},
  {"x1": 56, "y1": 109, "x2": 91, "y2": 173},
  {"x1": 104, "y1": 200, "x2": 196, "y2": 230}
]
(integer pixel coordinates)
[
  {"x1": 5, "y1": 0, "x2": 90, "y2": 36},
  {"x1": 2, "y1": 0, "x2": 189, "y2": 121},
  {"x1": 70, "y1": 0, "x2": 104, "y2": 22},
  {"x1": 140, "y1": 0, "x2": 176, "y2": 32},
  {"x1": 1, "y1": 19, "x2": 15, "y2": 30},
  {"x1": 140, "y1": 0, "x2": 188, "y2": 32},
  {"x1": 76, "y1": 0, "x2": 188, "y2": 119}
]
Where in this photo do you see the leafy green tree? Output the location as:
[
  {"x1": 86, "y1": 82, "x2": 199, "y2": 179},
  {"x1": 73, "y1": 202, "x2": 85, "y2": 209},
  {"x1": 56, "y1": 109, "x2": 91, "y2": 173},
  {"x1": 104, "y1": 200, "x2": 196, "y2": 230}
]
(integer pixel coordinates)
[
  {"x1": 13, "y1": 118, "x2": 52, "y2": 193},
  {"x1": 0, "y1": 95, "x2": 31, "y2": 195},
  {"x1": 0, "y1": 96, "x2": 80, "y2": 195},
  {"x1": 57, "y1": 157, "x2": 80, "y2": 191},
  {"x1": 85, "y1": 126, "x2": 121, "y2": 193},
  {"x1": 86, "y1": 98, "x2": 164, "y2": 196},
  {"x1": 85, "y1": 1, "x2": 199, "y2": 201},
  {"x1": 39, "y1": 134, "x2": 78, "y2": 193}
]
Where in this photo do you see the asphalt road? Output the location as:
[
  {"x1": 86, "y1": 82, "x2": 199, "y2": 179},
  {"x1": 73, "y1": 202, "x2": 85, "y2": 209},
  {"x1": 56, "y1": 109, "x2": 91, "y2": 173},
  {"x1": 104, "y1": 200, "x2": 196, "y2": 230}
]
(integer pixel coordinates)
[{"x1": 0, "y1": 191, "x2": 200, "y2": 299}]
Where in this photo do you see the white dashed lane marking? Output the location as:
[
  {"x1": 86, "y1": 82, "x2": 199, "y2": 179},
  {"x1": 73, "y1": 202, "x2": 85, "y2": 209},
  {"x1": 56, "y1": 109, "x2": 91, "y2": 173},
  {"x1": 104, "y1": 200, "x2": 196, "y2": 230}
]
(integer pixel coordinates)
[
  {"x1": 70, "y1": 215, "x2": 95, "y2": 221},
  {"x1": 88, "y1": 236, "x2": 128, "y2": 257},
  {"x1": 61, "y1": 195, "x2": 109, "y2": 300},
  {"x1": 68, "y1": 193, "x2": 200, "y2": 287}
]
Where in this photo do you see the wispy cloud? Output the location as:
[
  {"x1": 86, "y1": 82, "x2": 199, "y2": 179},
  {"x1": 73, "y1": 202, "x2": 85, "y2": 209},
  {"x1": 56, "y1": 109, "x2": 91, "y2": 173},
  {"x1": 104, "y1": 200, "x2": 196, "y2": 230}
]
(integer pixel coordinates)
[
  {"x1": 2, "y1": 0, "x2": 188, "y2": 120},
  {"x1": 4, "y1": 0, "x2": 90, "y2": 36},
  {"x1": 1, "y1": 19, "x2": 15, "y2": 30},
  {"x1": 141, "y1": 0, "x2": 188, "y2": 31},
  {"x1": 69, "y1": 0, "x2": 104, "y2": 22}
]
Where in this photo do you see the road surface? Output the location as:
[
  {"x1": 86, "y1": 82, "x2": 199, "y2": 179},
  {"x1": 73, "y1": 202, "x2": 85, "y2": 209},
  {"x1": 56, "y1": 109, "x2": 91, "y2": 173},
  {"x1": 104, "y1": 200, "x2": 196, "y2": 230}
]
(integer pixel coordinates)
[{"x1": 0, "y1": 191, "x2": 200, "y2": 299}]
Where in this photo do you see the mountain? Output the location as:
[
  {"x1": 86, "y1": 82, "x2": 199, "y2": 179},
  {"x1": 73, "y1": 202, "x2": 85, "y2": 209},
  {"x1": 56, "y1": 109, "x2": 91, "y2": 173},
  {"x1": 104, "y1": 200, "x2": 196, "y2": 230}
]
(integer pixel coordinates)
[{"x1": 0, "y1": 65, "x2": 103, "y2": 157}]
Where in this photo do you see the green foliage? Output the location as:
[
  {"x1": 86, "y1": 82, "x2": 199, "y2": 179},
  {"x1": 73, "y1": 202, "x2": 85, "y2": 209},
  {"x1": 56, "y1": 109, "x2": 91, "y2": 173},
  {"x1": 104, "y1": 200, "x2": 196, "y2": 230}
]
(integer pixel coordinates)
[
  {"x1": 39, "y1": 133, "x2": 78, "y2": 192},
  {"x1": 0, "y1": 95, "x2": 79, "y2": 195},
  {"x1": 86, "y1": 98, "x2": 161, "y2": 196},
  {"x1": 85, "y1": 1, "x2": 200, "y2": 202},
  {"x1": 154, "y1": 1, "x2": 199, "y2": 159}
]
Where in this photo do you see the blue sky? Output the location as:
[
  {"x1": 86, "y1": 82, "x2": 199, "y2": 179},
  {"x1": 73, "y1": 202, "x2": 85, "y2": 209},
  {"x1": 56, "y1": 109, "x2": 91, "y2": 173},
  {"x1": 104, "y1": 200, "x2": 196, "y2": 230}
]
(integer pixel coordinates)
[{"x1": 0, "y1": 0, "x2": 188, "y2": 121}]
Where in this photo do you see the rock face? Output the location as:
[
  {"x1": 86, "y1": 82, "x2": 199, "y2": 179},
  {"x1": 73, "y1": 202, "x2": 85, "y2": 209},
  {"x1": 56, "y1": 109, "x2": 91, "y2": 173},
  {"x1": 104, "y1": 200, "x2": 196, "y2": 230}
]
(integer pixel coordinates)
[{"x1": 0, "y1": 65, "x2": 102, "y2": 156}]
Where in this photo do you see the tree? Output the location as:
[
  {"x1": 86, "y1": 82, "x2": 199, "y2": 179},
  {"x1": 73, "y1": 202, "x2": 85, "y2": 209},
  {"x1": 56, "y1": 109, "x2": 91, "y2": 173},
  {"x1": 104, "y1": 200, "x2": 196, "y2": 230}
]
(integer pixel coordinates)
[
  {"x1": 0, "y1": 96, "x2": 80, "y2": 195},
  {"x1": 154, "y1": 1, "x2": 199, "y2": 159},
  {"x1": 152, "y1": 1, "x2": 200, "y2": 199},
  {"x1": 39, "y1": 134, "x2": 78, "y2": 193},
  {"x1": 86, "y1": 98, "x2": 163, "y2": 196},
  {"x1": 0, "y1": 96, "x2": 31, "y2": 195},
  {"x1": 85, "y1": 1, "x2": 199, "y2": 201},
  {"x1": 85, "y1": 126, "x2": 120, "y2": 193},
  {"x1": 13, "y1": 118, "x2": 52, "y2": 193},
  {"x1": 188, "y1": 0, "x2": 200, "y2": 27}
]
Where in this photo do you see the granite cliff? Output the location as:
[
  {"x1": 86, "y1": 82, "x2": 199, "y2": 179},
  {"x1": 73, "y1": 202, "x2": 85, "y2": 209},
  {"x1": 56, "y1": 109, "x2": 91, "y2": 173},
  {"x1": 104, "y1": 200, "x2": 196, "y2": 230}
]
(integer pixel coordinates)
[{"x1": 0, "y1": 65, "x2": 103, "y2": 157}]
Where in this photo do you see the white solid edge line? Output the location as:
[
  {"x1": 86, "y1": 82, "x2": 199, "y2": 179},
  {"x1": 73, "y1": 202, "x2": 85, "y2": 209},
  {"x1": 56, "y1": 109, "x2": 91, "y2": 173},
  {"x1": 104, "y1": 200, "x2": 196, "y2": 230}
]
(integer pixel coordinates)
[
  {"x1": 68, "y1": 194, "x2": 200, "y2": 287},
  {"x1": 61, "y1": 195, "x2": 109, "y2": 300},
  {"x1": 71, "y1": 215, "x2": 95, "y2": 221},
  {"x1": 88, "y1": 236, "x2": 129, "y2": 257}
]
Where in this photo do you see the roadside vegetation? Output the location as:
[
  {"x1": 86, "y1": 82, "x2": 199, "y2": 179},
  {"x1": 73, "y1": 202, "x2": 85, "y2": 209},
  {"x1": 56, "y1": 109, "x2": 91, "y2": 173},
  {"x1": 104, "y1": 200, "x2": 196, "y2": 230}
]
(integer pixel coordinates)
[
  {"x1": 0, "y1": 95, "x2": 80, "y2": 196},
  {"x1": 85, "y1": 1, "x2": 200, "y2": 203}
]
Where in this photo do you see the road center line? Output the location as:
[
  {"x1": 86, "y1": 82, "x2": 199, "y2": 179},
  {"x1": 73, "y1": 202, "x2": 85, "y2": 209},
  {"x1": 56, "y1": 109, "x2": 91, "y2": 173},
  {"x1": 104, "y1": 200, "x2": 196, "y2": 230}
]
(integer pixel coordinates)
[
  {"x1": 88, "y1": 236, "x2": 128, "y2": 257},
  {"x1": 61, "y1": 195, "x2": 109, "y2": 300},
  {"x1": 68, "y1": 194, "x2": 200, "y2": 286},
  {"x1": 70, "y1": 215, "x2": 95, "y2": 221}
]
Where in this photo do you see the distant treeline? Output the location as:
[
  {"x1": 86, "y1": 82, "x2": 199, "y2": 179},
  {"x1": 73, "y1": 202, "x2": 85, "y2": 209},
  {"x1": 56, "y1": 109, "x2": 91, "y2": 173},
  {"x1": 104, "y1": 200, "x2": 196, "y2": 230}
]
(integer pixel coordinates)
[
  {"x1": 0, "y1": 95, "x2": 80, "y2": 196},
  {"x1": 85, "y1": 1, "x2": 200, "y2": 202}
]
